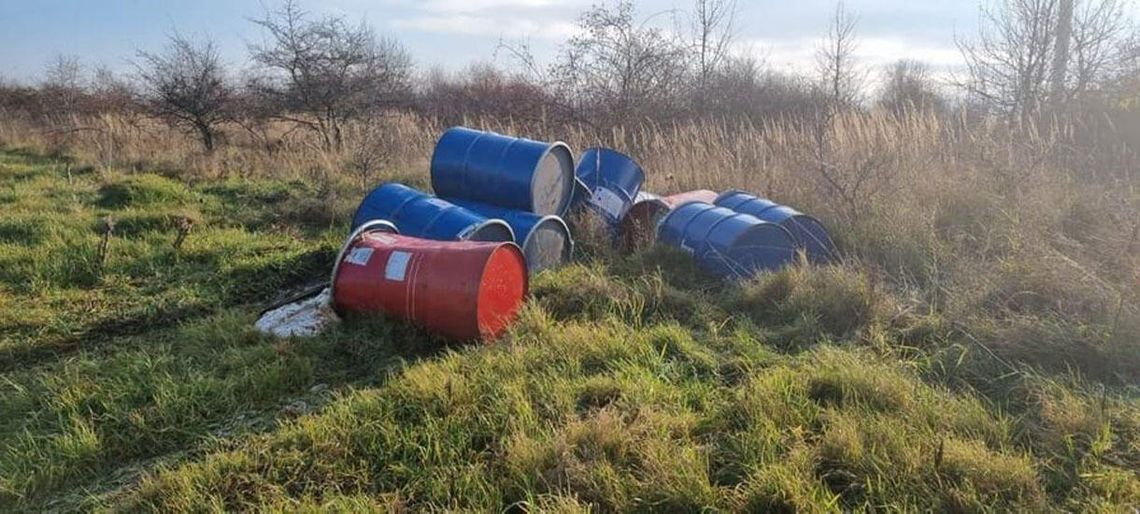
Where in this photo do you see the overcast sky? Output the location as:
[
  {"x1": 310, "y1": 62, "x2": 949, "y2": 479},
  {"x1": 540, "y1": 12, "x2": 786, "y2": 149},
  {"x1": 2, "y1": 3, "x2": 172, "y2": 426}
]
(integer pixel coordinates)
[{"x1": 0, "y1": 0, "x2": 1011, "y2": 84}]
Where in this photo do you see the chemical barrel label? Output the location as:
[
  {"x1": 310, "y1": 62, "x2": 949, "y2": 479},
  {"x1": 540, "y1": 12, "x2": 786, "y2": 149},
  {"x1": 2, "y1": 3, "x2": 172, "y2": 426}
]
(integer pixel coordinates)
[
  {"x1": 344, "y1": 247, "x2": 374, "y2": 266},
  {"x1": 384, "y1": 251, "x2": 413, "y2": 282},
  {"x1": 590, "y1": 187, "x2": 626, "y2": 220}
]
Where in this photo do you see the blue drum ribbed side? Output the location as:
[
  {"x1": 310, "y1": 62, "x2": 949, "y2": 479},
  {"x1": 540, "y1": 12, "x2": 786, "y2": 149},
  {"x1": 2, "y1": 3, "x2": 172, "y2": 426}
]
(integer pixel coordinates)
[
  {"x1": 447, "y1": 199, "x2": 574, "y2": 273},
  {"x1": 716, "y1": 191, "x2": 780, "y2": 215},
  {"x1": 430, "y1": 127, "x2": 575, "y2": 216},
  {"x1": 351, "y1": 183, "x2": 514, "y2": 243},
  {"x1": 714, "y1": 190, "x2": 836, "y2": 263},
  {"x1": 656, "y1": 201, "x2": 712, "y2": 250},
  {"x1": 574, "y1": 148, "x2": 645, "y2": 224},
  {"x1": 657, "y1": 201, "x2": 796, "y2": 280}
]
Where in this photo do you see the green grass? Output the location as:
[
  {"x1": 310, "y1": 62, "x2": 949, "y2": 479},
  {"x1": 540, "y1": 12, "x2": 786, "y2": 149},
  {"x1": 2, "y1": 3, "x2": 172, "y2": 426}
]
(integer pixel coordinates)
[{"x1": 0, "y1": 149, "x2": 1137, "y2": 512}]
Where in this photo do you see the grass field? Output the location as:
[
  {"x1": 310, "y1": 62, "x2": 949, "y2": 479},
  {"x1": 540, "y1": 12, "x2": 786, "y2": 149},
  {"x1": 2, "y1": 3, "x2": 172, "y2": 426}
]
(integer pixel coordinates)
[{"x1": 1, "y1": 113, "x2": 1138, "y2": 512}]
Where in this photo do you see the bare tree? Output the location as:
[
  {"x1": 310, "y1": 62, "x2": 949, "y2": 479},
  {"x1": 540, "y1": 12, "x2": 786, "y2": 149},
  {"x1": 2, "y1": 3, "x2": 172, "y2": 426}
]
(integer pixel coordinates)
[
  {"x1": 41, "y1": 54, "x2": 86, "y2": 117},
  {"x1": 90, "y1": 65, "x2": 139, "y2": 115},
  {"x1": 957, "y1": 0, "x2": 1134, "y2": 117},
  {"x1": 418, "y1": 63, "x2": 551, "y2": 124},
  {"x1": 699, "y1": 55, "x2": 820, "y2": 121},
  {"x1": 135, "y1": 34, "x2": 233, "y2": 152},
  {"x1": 691, "y1": 0, "x2": 738, "y2": 87},
  {"x1": 249, "y1": 0, "x2": 413, "y2": 151},
  {"x1": 1050, "y1": 0, "x2": 1075, "y2": 102},
  {"x1": 809, "y1": 3, "x2": 883, "y2": 224},
  {"x1": 878, "y1": 59, "x2": 946, "y2": 115},
  {"x1": 551, "y1": 1, "x2": 691, "y2": 126},
  {"x1": 1067, "y1": 0, "x2": 1134, "y2": 101},
  {"x1": 815, "y1": 2, "x2": 864, "y2": 110},
  {"x1": 346, "y1": 117, "x2": 399, "y2": 189}
]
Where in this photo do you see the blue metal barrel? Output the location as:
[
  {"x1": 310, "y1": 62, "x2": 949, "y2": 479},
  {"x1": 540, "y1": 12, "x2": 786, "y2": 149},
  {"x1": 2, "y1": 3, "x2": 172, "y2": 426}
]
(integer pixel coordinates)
[
  {"x1": 351, "y1": 183, "x2": 515, "y2": 242},
  {"x1": 447, "y1": 199, "x2": 573, "y2": 273},
  {"x1": 574, "y1": 148, "x2": 645, "y2": 224},
  {"x1": 714, "y1": 191, "x2": 836, "y2": 262},
  {"x1": 430, "y1": 127, "x2": 576, "y2": 216},
  {"x1": 658, "y1": 201, "x2": 797, "y2": 280}
]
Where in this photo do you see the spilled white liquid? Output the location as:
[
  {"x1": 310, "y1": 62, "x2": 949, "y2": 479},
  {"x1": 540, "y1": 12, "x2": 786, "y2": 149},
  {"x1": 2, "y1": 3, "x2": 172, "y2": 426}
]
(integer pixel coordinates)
[{"x1": 254, "y1": 288, "x2": 340, "y2": 338}]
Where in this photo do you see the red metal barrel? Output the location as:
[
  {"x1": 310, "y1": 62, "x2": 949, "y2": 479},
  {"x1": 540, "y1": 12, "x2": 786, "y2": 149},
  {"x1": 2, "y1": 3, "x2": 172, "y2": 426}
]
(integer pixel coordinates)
[
  {"x1": 330, "y1": 220, "x2": 528, "y2": 341},
  {"x1": 661, "y1": 189, "x2": 719, "y2": 209}
]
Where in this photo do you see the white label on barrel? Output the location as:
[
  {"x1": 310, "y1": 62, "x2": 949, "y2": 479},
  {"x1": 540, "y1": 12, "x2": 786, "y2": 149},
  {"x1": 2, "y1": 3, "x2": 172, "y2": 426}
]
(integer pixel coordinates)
[
  {"x1": 344, "y1": 247, "x2": 374, "y2": 266},
  {"x1": 590, "y1": 188, "x2": 625, "y2": 220},
  {"x1": 385, "y1": 251, "x2": 412, "y2": 282}
]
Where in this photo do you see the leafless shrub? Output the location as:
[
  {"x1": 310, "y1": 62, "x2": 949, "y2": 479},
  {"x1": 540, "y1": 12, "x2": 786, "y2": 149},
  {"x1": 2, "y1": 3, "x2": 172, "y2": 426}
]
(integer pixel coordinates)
[
  {"x1": 550, "y1": 0, "x2": 692, "y2": 127},
  {"x1": 345, "y1": 118, "x2": 400, "y2": 189},
  {"x1": 249, "y1": 0, "x2": 413, "y2": 151},
  {"x1": 878, "y1": 60, "x2": 947, "y2": 116},
  {"x1": 418, "y1": 63, "x2": 552, "y2": 126},
  {"x1": 135, "y1": 34, "x2": 233, "y2": 152},
  {"x1": 700, "y1": 57, "x2": 820, "y2": 121},
  {"x1": 90, "y1": 66, "x2": 141, "y2": 116},
  {"x1": 810, "y1": 3, "x2": 878, "y2": 223},
  {"x1": 41, "y1": 54, "x2": 87, "y2": 119}
]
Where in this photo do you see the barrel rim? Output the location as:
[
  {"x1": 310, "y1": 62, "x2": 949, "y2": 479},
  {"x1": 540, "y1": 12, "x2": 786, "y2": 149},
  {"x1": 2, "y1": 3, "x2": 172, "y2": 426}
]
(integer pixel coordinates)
[
  {"x1": 329, "y1": 219, "x2": 400, "y2": 308},
  {"x1": 462, "y1": 218, "x2": 517, "y2": 242},
  {"x1": 723, "y1": 221, "x2": 798, "y2": 277},
  {"x1": 779, "y1": 212, "x2": 838, "y2": 260},
  {"x1": 531, "y1": 141, "x2": 575, "y2": 215},
  {"x1": 632, "y1": 190, "x2": 663, "y2": 203},
  {"x1": 629, "y1": 195, "x2": 671, "y2": 221},
  {"x1": 574, "y1": 147, "x2": 646, "y2": 221},
  {"x1": 575, "y1": 147, "x2": 646, "y2": 182},
  {"x1": 569, "y1": 176, "x2": 592, "y2": 212},
  {"x1": 620, "y1": 195, "x2": 673, "y2": 250},
  {"x1": 626, "y1": 195, "x2": 671, "y2": 230},
  {"x1": 521, "y1": 215, "x2": 574, "y2": 271}
]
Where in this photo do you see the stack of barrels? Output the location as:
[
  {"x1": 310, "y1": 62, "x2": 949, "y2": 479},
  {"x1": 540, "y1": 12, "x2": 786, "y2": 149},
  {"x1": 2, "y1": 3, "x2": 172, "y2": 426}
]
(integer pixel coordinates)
[
  {"x1": 331, "y1": 127, "x2": 586, "y2": 341},
  {"x1": 328, "y1": 126, "x2": 838, "y2": 342}
]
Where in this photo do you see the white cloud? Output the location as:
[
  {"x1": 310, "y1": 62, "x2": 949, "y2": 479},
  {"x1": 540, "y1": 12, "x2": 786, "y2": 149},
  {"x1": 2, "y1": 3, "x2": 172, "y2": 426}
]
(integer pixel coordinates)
[
  {"x1": 412, "y1": 0, "x2": 572, "y2": 14},
  {"x1": 738, "y1": 35, "x2": 965, "y2": 77},
  {"x1": 391, "y1": 14, "x2": 580, "y2": 40},
  {"x1": 858, "y1": 37, "x2": 964, "y2": 69},
  {"x1": 379, "y1": 0, "x2": 587, "y2": 40}
]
